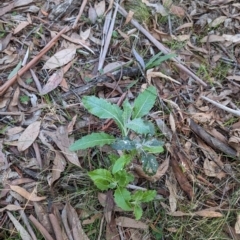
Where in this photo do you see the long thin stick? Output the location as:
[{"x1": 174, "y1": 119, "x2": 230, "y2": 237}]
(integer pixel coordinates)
[
  {"x1": 201, "y1": 96, "x2": 240, "y2": 117},
  {"x1": 116, "y1": 3, "x2": 207, "y2": 87},
  {"x1": 0, "y1": 26, "x2": 68, "y2": 96},
  {"x1": 72, "y1": 0, "x2": 88, "y2": 29}
]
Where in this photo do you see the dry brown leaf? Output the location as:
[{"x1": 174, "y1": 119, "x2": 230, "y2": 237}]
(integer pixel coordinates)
[
  {"x1": 227, "y1": 75, "x2": 240, "y2": 81},
  {"x1": 169, "y1": 4, "x2": 185, "y2": 17},
  {"x1": 82, "y1": 213, "x2": 102, "y2": 225},
  {"x1": 191, "y1": 112, "x2": 213, "y2": 123},
  {"x1": 125, "y1": 10, "x2": 134, "y2": 25},
  {"x1": 168, "y1": 211, "x2": 191, "y2": 216},
  {"x1": 166, "y1": 176, "x2": 177, "y2": 212},
  {"x1": 98, "y1": 193, "x2": 123, "y2": 212},
  {"x1": 7, "y1": 211, "x2": 32, "y2": 240},
  {"x1": 15, "y1": 0, "x2": 33, "y2": 7},
  {"x1": 10, "y1": 185, "x2": 46, "y2": 201},
  {"x1": 43, "y1": 127, "x2": 80, "y2": 167},
  {"x1": 17, "y1": 121, "x2": 41, "y2": 152},
  {"x1": 210, "y1": 0, "x2": 233, "y2": 4},
  {"x1": 128, "y1": 229, "x2": 143, "y2": 240},
  {"x1": 0, "y1": 2, "x2": 15, "y2": 16},
  {"x1": 0, "y1": 204, "x2": 22, "y2": 212},
  {"x1": 0, "y1": 141, "x2": 8, "y2": 170},
  {"x1": 105, "y1": 216, "x2": 120, "y2": 240},
  {"x1": 203, "y1": 158, "x2": 225, "y2": 179},
  {"x1": 80, "y1": 28, "x2": 91, "y2": 41},
  {"x1": 67, "y1": 115, "x2": 77, "y2": 134},
  {"x1": 95, "y1": 0, "x2": 105, "y2": 16},
  {"x1": 10, "y1": 86, "x2": 20, "y2": 107},
  {"x1": 176, "y1": 22, "x2": 193, "y2": 31},
  {"x1": 0, "y1": 33, "x2": 12, "y2": 51},
  {"x1": 187, "y1": 41, "x2": 209, "y2": 54},
  {"x1": 117, "y1": 30, "x2": 130, "y2": 45},
  {"x1": 43, "y1": 48, "x2": 76, "y2": 69},
  {"x1": 146, "y1": 70, "x2": 181, "y2": 85},
  {"x1": 194, "y1": 210, "x2": 223, "y2": 218},
  {"x1": 103, "y1": 61, "x2": 125, "y2": 73},
  {"x1": 169, "y1": 210, "x2": 223, "y2": 218},
  {"x1": 17, "y1": 77, "x2": 37, "y2": 92},
  {"x1": 222, "y1": 34, "x2": 240, "y2": 43},
  {"x1": 235, "y1": 214, "x2": 240, "y2": 234},
  {"x1": 169, "y1": 113, "x2": 176, "y2": 133},
  {"x1": 201, "y1": 35, "x2": 225, "y2": 43},
  {"x1": 210, "y1": 16, "x2": 227, "y2": 27},
  {"x1": 40, "y1": 69, "x2": 63, "y2": 95},
  {"x1": 13, "y1": 21, "x2": 30, "y2": 35},
  {"x1": 88, "y1": 5, "x2": 97, "y2": 24},
  {"x1": 65, "y1": 203, "x2": 90, "y2": 240},
  {"x1": 33, "y1": 202, "x2": 53, "y2": 235},
  {"x1": 115, "y1": 217, "x2": 148, "y2": 229},
  {"x1": 50, "y1": 151, "x2": 66, "y2": 185}
]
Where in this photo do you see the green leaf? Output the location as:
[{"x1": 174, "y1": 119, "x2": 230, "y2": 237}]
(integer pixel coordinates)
[
  {"x1": 141, "y1": 153, "x2": 159, "y2": 175},
  {"x1": 142, "y1": 139, "x2": 164, "y2": 153},
  {"x1": 126, "y1": 118, "x2": 152, "y2": 134},
  {"x1": 82, "y1": 96, "x2": 125, "y2": 134},
  {"x1": 122, "y1": 99, "x2": 132, "y2": 125},
  {"x1": 8, "y1": 60, "x2": 22, "y2": 79},
  {"x1": 146, "y1": 53, "x2": 176, "y2": 70},
  {"x1": 88, "y1": 169, "x2": 115, "y2": 191},
  {"x1": 114, "y1": 187, "x2": 132, "y2": 211},
  {"x1": 111, "y1": 138, "x2": 136, "y2": 151},
  {"x1": 133, "y1": 204, "x2": 143, "y2": 220},
  {"x1": 70, "y1": 132, "x2": 115, "y2": 151},
  {"x1": 143, "y1": 145, "x2": 164, "y2": 153},
  {"x1": 132, "y1": 86, "x2": 157, "y2": 119},
  {"x1": 132, "y1": 190, "x2": 156, "y2": 203},
  {"x1": 112, "y1": 155, "x2": 132, "y2": 174},
  {"x1": 114, "y1": 170, "x2": 134, "y2": 187},
  {"x1": 141, "y1": 190, "x2": 157, "y2": 202}
]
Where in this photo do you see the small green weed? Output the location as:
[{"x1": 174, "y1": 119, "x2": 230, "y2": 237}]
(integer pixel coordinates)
[
  {"x1": 70, "y1": 86, "x2": 164, "y2": 219},
  {"x1": 20, "y1": 95, "x2": 30, "y2": 104}
]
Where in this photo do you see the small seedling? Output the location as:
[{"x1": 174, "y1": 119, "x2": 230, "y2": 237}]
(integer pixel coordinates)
[
  {"x1": 70, "y1": 86, "x2": 164, "y2": 219},
  {"x1": 20, "y1": 95, "x2": 30, "y2": 104}
]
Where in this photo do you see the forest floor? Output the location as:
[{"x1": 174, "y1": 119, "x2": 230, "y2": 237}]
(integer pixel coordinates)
[{"x1": 0, "y1": 0, "x2": 240, "y2": 239}]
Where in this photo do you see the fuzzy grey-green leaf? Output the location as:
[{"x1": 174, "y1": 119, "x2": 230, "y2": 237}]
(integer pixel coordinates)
[
  {"x1": 69, "y1": 132, "x2": 115, "y2": 151},
  {"x1": 132, "y1": 86, "x2": 157, "y2": 119},
  {"x1": 82, "y1": 96, "x2": 125, "y2": 133},
  {"x1": 126, "y1": 118, "x2": 151, "y2": 134}
]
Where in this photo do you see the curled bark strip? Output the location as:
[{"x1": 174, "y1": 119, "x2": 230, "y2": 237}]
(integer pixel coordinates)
[
  {"x1": 0, "y1": 27, "x2": 68, "y2": 96},
  {"x1": 189, "y1": 119, "x2": 237, "y2": 158}
]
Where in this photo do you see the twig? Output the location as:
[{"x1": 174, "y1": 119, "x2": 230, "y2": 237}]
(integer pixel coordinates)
[
  {"x1": 0, "y1": 27, "x2": 68, "y2": 96},
  {"x1": 98, "y1": 3, "x2": 119, "y2": 70},
  {"x1": 72, "y1": 0, "x2": 88, "y2": 29},
  {"x1": 115, "y1": 2, "x2": 207, "y2": 87},
  {"x1": 61, "y1": 66, "x2": 140, "y2": 100},
  {"x1": 97, "y1": 216, "x2": 104, "y2": 240},
  {"x1": 15, "y1": 200, "x2": 37, "y2": 240},
  {"x1": 29, "y1": 215, "x2": 55, "y2": 240},
  {"x1": 189, "y1": 119, "x2": 237, "y2": 158},
  {"x1": 201, "y1": 96, "x2": 240, "y2": 117},
  {"x1": 49, "y1": 214, "x2": 64, "y2": 240}
]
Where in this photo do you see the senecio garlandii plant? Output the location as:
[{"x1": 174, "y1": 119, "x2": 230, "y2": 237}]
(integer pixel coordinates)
[{"x1": 70, "y1": 85, "x2": 164, "y2": 220}]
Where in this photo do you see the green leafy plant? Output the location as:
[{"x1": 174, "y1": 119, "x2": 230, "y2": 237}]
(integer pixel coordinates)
[
  {"x1": 20, "y1": 95, "x2": 30, "y2": 104},
  {"x1": 70, "y1": 86, "x2": 164, "y2": 219},
  {"x1": 145, "y1": 52, "x2": 176, "y2": 70}
]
